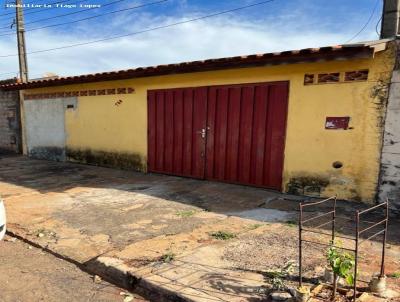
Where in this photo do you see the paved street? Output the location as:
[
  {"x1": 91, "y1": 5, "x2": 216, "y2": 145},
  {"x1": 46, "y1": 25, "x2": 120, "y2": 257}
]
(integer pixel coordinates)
[{"x1": 0, "y1": 235, "x2": 146, "y2": 302}]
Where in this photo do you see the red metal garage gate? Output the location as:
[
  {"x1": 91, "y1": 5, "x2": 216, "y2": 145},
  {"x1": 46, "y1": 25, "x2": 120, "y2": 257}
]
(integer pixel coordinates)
[{"x1": 147, "y1": 82, "x2": 289, "y2": 190}]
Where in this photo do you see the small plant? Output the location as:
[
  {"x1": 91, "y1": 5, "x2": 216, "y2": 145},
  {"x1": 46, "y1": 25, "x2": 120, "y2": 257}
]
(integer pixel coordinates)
[
  {"x1": 270, "y1": 273, "x2": 286, "y2": 291},
  {"x1": 265, "y1": 261, "x2": 295, "y2": 291},
  {"x1": 389, "y1": 272, "x2": 400, "y2": 279},
  {"x1": 247, "y1": 223, "x2": 264, "y2": 230},
  {"x1": 326, "y1": 242, "x2": 355, "y2": 299},
  {"x1": 209, "y1": 231, "x2": 236, "y2": 240},
  {"x1": 160, "y1": 251, "x2": 175, "y2": 263},
  {"x1": 176, "y1": 210, "x2": 196, "y2": 218}
]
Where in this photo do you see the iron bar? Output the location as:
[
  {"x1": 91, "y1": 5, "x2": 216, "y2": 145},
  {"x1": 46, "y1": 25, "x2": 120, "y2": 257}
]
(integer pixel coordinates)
[
  {"x1": 299, "y1": 196, "x2": 336, "y2": 207},
  {"x1": 332, "y1": 197, "x2": 337, "y2": 243},
  {"x1": 358, "y1": 202, "x2": 387, "y2": 215},
  {"x1": 301, "y1": 210, "x2": 335, "y2": 224},
  {"x1": 354, "y1": 211, "x2": 359, "y2": 302},
  {"x1": 312, "y1": 219, "x2": 335, "y2": 229},
  {"x1": 358, "y1": 218, "x2": 387, "y2": 235},
  {"x1": 299, "y1": 196, "x2": 337, "y2": 289},
  {"x1": 302, "y1": 228, "x2": 356, "y2": 241},
  {"x1": 299, "y1": 203, "x2": 303, "y2": 287},
  {"x1": 336, "y1": 216, "x2": 385, "y2": 225},
  {"x1": 359, "y1": 229, "x2": 385, "y2": 245},
  {"x1": 359, "y1": 219, "x2": 387, "y2": 224},
  {"x1": 381, "y1": 201, "x2": 389, "y2": 277},
  {"x1": 297, "y1": 196, "x2": 389, "y2": 302},
  {"x1": 301, "y1": 239, "x2": 355, "y2": 252}
]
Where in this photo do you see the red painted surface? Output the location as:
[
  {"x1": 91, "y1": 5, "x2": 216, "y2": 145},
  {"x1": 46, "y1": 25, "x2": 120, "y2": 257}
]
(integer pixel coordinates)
[
  {"x1": 148, "y1": 88, "x2": 207, "y2": 178},
  {"x1": 148, "y1": 82, "x2": 289, "y2": 190},
  {"x1": 325, "y1": 117, "x2": 350, "y2": 130}
]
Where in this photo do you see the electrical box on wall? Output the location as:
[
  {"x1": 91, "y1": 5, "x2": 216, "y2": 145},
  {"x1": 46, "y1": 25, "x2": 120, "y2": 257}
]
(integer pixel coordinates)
[{"x1": 325, "y1": 117, "x2": 350, "y2": 130}]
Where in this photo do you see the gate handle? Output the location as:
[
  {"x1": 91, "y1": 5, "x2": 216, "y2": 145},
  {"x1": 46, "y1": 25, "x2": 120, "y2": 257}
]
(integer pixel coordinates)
[{"x1": 197, "y1": 128, "x2": 206, "y2": 139}]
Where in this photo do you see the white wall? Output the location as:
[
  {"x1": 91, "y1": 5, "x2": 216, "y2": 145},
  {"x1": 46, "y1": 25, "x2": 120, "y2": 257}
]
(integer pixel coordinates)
[
  {"x1": 379, "y1": 70, "x2": 400, "y2": 212},
  {"x1": 23, "y1": 98, "x2": 75, "y2": 161}
]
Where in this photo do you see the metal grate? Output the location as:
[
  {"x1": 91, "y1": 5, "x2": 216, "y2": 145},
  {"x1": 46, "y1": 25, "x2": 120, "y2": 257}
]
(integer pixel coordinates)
[{"x1": 298, "y1": 197, "x2": 390, "y2": 301}]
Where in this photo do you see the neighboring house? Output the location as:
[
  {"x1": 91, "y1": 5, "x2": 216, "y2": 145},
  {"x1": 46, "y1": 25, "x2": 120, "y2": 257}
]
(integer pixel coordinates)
[
  {"x1": 0, "y1": 78, "x2": 22, "y2": 155},
  {"x1": 1, "y1": 39, "x2": 399, "y2": 210}
]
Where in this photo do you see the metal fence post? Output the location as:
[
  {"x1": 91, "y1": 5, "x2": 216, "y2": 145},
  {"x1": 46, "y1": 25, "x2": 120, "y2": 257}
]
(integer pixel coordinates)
[
  {"x1": 332, "y1": 196, "x2": 337, "y2": 243},
  {"x1": 354, "y1": 211, "x2": 360, "y2": 302},
  {"x1": 380, "y1": 200, "x2": 389, "y2": 277},
  {"x1": 299, "y1": 203, "x2": 303, "y2": 287}
]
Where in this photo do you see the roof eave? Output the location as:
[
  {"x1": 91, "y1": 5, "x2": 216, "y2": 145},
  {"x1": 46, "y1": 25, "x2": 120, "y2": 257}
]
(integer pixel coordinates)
[{"x1": 0, "y1": 46, "x2": 375, "y2": 91}]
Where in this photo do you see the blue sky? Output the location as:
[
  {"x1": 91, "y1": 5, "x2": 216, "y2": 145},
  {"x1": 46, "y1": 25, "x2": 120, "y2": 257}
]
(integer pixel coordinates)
[{"x1": 0, "y1": 0, "x2": 383, "y2": 79}]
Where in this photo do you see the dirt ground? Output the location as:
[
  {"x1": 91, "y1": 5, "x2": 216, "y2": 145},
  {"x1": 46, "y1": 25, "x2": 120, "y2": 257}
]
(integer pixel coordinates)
[
  {"x1": 0, "y1": 156, "x2": 399, "y2": 301},
  {"x1": 0, "y1": 235, "x2": 147, "y2": 302}
]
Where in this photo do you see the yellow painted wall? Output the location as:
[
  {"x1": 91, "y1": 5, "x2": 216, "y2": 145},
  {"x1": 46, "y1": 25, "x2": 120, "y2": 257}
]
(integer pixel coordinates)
[{"x1": 22, "y1": 45, "x2": 395, "y2": 202}]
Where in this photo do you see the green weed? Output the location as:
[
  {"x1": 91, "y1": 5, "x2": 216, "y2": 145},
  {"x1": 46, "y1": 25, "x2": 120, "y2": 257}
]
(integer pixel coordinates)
[
  {"x1": 176, "y1": 210, "x2": 196, "y2": 218},
  {"x1": 209, "y1": 231, "x2": 236, "y2": 240},
  {"x1": 160, "y1": 251, "x2": 176, "y2": 263},
  {"x1": 247, "y1": 223, "x2": 264, "y2": 230}
]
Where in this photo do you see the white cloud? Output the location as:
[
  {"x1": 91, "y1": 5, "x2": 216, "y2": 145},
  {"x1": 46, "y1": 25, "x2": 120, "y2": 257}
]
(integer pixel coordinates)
[{"x1": 0, "y1": 9, "x2": 379, "y2": 79}]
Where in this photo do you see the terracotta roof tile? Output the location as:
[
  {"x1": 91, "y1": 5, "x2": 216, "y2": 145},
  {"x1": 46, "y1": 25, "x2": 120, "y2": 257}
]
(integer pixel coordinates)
[{"x1": 0, "y1": 39, "x2": 390, "y2": 91}]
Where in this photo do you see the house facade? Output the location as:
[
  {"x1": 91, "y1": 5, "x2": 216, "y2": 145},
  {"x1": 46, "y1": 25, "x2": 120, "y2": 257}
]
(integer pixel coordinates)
[{"x1": 1, "y1": 39, "x2": 397, "y2": 206}]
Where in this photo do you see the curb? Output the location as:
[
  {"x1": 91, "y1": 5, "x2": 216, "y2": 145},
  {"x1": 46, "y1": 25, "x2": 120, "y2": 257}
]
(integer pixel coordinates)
[
  {"x1": 87, "y1": 257, "x2": 195, "y2": 302},
  {"x1": 6, "y1": 230, "x2": 195, "y2": 302}
]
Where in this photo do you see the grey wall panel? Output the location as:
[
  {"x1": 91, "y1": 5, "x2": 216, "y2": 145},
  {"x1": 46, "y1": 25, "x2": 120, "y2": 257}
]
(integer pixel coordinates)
[{"x1": 24, "y1": 98, "x2": 73, "y2": 161}]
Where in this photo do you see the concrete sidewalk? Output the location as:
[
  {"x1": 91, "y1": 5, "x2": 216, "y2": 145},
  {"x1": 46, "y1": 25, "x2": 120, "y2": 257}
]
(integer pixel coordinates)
[{"x1": 0, "y1": 156, "x2": 399, "y2": 301}]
